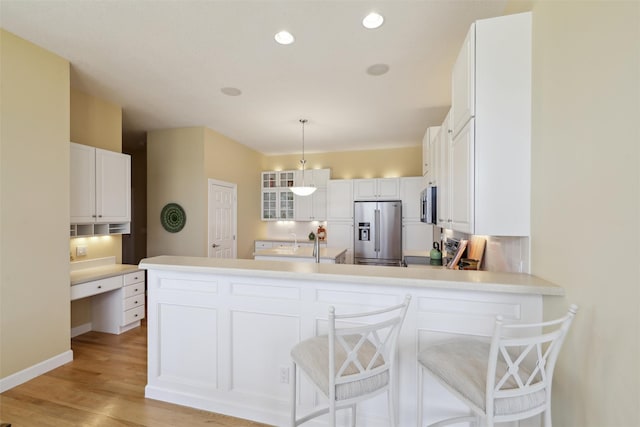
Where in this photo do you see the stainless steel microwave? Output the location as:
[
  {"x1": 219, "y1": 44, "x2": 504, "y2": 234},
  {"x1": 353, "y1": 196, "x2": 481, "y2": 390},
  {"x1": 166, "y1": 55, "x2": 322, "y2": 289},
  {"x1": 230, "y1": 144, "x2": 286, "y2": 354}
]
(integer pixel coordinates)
[{"x1": 420, "y1": 186, "x2": 437, "y2": 224}]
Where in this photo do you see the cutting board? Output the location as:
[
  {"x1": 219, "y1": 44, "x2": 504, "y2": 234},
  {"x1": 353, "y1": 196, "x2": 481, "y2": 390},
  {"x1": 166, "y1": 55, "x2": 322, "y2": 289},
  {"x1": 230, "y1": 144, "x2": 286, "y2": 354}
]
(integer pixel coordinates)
[{"x1": 467, "y1": 236, "x2": 486, "y2": 270}]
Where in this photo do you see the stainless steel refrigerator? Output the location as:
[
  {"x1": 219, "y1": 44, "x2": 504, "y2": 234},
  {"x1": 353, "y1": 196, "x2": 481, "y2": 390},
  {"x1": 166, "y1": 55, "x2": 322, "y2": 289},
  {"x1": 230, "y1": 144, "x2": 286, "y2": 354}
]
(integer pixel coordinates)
[{"x1": 354, "y1": 200, "x2": 403, "y2": 266}]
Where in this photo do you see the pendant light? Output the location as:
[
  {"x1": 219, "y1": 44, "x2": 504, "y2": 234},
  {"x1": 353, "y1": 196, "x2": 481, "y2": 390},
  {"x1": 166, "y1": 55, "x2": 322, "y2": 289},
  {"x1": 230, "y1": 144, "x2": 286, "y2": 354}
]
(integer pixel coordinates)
[{"x1": 290, "y1": 119, "x2": 317, "y2": 196}]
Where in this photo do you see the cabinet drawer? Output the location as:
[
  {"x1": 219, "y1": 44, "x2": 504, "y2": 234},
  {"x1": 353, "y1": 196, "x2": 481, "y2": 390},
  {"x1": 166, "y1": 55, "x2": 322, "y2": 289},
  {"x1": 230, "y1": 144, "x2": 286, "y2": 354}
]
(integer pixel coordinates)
[
  {"x1": 123, "y1": 305, "x2": 145, "y2": 325},
  {"x1": 124, "y1": 271, "x2": 144, "y2": 285},
  {"x1": 71, "y1": 275, "x2": 122, "y2": 301},
  {"x1": 124, "y1": 282, "x2": 145, "y2": 298},
  {"x1": 124, "y1": 294, "x2": 145, "y2": 311}
]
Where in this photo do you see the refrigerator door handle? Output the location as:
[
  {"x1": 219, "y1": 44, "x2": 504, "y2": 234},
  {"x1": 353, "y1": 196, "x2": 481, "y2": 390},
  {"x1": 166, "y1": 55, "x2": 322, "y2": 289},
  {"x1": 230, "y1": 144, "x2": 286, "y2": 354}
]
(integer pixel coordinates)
[{"x1": 374, "y1": 209, "x2": 380, "y2": 252}]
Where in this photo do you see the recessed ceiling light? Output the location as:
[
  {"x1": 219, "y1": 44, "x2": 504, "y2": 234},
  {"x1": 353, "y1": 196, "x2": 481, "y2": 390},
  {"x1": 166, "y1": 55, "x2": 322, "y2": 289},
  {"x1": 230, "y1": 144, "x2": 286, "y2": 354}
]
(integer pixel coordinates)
[
  {"x1": 274, "y1": 30, "x2": 295, "y2": 45},
  {"x1": 366, "y1": 64, "x2": 390, "y2": 76},
  {"x1": 221, "y1": 87, "x2": 242, "y2": 96},
  {"x1": 362, "y1": 12, "x2": 384, "y2": 29}
]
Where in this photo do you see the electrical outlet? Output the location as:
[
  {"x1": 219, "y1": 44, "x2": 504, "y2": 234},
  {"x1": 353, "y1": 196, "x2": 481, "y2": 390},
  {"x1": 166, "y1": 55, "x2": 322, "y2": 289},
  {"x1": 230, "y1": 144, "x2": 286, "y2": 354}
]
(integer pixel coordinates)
[
  {"x1": 76, "y1": 246, "x2": 87, "y2": 257},
  {"x1": 279, "y1": 366, "x2": 290, "y2": 384}
]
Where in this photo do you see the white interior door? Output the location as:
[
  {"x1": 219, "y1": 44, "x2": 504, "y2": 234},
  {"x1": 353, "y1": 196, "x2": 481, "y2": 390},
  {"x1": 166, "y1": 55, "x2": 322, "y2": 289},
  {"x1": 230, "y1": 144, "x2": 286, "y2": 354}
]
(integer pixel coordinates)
[{"x1": 208, "y1": 179, "x2": 237, "y2": 258}]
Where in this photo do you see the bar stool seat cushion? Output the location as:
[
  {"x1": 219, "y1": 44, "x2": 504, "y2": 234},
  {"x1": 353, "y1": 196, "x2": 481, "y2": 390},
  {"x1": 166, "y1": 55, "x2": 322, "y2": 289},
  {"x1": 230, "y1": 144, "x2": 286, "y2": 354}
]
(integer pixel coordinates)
[
  {"x1": 418, "y1": 338, "x2": 546, "y2": 416},
  {"x1": 291, "y1": 334, "x2": 389, "y2": 401}
]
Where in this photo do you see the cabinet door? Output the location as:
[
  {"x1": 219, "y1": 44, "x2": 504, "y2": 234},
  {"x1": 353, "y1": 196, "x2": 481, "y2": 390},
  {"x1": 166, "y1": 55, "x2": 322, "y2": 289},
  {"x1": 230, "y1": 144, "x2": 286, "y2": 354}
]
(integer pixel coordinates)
[
  {"x1": 279, "y1": 171, "x2": 296, "y2": 188},
  {"x1": 70, "y1": 142, "x2": 96, "y2": 223},
  {"x1": 451, "y1": 24, "x2": 475, "y2": 137},
  {"x1": 326, "y1": 221, "x2": 354, "y2": 264},
  {"x1": 312, "y1": 188, "x2": 327, "y2": 221},
  {"x1": 428, "y1": 128, "x2": 440, "y2": 186},
  {"x1": 262, "y1": 172, "x2": 277, "y2": 189},
  {"x1": 294, "y1": 194, "x2": 312, "y2": 221},
  {"x1": 353, "y1": 179, "x2": 377, "y2": 200},
  {"x1": 402, "y1": 221, "x2": 434, "y2": 252},
  {"x1": 261, "y1": 190, "x2": 278, "y2": 220},
  {"x1": 95, "y1": 148, "x2": 131, "y2": 223},
  {"x1": 377, "y1": 178, "x2": 400, "y2": 200},
  {"x1": 311, "y1": 169, "x2": 330, "y2": 188},
  {"x1": 422, "y1": 130, "x2": 431, "y2": 177},
  {"x1": 327, "y1": 180, "x2": 354, "y2": 220},
  {"x1": 400, "y1": 177, "x2": 423, "y2": 222},
  {"x1": 437, "y1": 112, "x2": 451, "y2": 227},
  {"x1": 422, "y1": 127, "x2": 440, "y2": 180},
  {"x1": 278, "y1": 190, "x2": 295, "y2": 220},
  {"x1": 450, "y1": 120, "x2": 474, "y2": 233}
]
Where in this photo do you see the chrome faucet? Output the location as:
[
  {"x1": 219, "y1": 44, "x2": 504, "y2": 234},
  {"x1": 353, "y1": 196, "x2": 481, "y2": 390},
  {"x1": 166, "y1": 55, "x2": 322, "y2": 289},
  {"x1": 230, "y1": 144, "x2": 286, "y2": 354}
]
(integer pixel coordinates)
[{"x1": 313, "y1": 236, "x2": 320, "y2": 263}]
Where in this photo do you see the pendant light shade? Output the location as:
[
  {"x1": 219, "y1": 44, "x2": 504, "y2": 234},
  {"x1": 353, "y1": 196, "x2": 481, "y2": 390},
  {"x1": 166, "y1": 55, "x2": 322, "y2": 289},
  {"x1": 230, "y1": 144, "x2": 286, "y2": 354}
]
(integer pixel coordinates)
[{"x1": 290, "y1": 119, "x2": 317, "y2": 197}]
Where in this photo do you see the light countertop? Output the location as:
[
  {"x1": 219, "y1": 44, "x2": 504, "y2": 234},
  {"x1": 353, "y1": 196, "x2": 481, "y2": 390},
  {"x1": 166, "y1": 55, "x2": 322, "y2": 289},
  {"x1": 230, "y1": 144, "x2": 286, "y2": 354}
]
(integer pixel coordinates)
[
  {"x1": 253, "y1": 247, "x2": 346, "y2": 260},
  {"x1": 139, "y1": 255, "x2": 563, "y2": 296},
  {"x1": 70, "y1": 256, "x2": 140, "y2": 286}
]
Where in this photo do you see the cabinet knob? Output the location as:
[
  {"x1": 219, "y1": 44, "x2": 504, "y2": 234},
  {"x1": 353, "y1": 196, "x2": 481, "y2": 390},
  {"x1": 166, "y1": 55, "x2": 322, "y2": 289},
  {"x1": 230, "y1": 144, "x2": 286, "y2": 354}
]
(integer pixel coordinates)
[
  {"x1": 134, "y1": 288, "x2": 138, "y2": 292},
  {"x1": 134, "y1": 314, "x2": 138, "y2": 318},
  {"x1": 134, "y1": 300, "x2": 138, "y2": 304},
  {"x1": 97, "y1": 285, "x2": 102, "y2": 289}
]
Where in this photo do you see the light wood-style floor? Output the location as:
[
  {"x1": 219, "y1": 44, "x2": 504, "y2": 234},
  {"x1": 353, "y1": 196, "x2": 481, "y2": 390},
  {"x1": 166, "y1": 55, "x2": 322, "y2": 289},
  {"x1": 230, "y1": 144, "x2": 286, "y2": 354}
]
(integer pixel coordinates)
[{"x1": 0, "y1": 321, "x2": 271, "y2": 426}]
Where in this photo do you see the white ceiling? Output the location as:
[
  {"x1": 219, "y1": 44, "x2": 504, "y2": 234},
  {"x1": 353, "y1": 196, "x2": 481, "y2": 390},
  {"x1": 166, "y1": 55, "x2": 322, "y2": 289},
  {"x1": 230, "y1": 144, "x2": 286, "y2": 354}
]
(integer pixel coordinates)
[{"x1": 0, "y1": 0, "x2": 508, "y2": 155}]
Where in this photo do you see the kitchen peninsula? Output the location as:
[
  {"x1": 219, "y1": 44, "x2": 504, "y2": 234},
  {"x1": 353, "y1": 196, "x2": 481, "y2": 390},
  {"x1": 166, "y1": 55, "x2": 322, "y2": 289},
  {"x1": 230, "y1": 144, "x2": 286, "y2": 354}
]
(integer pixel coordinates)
[{"x1": 140, "y1": 256, "x2": 562, "y2": 426}]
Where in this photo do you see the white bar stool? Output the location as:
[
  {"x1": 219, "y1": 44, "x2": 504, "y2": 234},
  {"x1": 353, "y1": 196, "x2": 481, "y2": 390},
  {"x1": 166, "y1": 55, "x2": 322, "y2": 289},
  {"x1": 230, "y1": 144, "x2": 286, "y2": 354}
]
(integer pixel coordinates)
[
  {"x1": 418, "y1": 305, "x2": 578, "y2": 427},
  {"x1": 290, "y1": 295, "x2": 411, "y2": 427}
]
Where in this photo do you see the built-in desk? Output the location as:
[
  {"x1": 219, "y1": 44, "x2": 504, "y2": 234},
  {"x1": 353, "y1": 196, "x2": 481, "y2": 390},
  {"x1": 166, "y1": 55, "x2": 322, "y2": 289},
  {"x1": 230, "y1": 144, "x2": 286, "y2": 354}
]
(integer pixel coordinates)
[
  {"x1": 71, "y1": 257, "x2": 145, "y2": 335},
  {"x1": 139, "y1": 256, "x2": 562, "y2": 427}
]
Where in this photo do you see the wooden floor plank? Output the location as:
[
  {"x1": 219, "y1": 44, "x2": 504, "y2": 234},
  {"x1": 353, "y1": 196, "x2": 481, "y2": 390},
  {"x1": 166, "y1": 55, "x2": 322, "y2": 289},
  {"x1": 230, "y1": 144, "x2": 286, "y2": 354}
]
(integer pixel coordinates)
[{"x1": 0, "y1": 322, "x2": 271, "y2": 427}]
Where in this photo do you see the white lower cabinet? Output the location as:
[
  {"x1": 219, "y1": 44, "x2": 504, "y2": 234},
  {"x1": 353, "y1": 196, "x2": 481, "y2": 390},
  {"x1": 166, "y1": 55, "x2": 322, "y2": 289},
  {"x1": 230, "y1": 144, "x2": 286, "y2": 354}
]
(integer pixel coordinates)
[{"x1": 92, "y1": 271, "x2": 145, "y2": 335}]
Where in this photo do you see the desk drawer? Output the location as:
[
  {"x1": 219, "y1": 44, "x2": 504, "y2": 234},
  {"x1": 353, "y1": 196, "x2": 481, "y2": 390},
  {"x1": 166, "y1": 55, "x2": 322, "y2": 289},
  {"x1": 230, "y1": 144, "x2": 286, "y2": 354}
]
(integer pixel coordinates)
[
  {"x1": 124, "y1": 294, "x2": 145, "y2": 311},
  {"x1": 124, "y1": 271, "x2": 144, "y2": 286},
  {"x1": 123, "y1": 305, "x2": 145, "y2": 325},
  {"x1": 124, "y1": 282, "x2": 145, "y2": 298},
  {"x1": 71, "y1": 276, "x2": 122, "y2": 301}
]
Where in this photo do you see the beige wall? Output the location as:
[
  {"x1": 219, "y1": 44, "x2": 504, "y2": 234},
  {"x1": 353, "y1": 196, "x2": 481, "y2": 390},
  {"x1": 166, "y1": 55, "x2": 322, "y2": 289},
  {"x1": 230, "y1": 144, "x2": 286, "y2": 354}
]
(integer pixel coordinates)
[
  {"x1": 263, "y1": 145, "x2": 422, "y2": 179},
  {"x1": 69, "y1": 88, "x2": 124, "y2": 328},
  {"x1": 530, "y1": 2, "x2": 639, "y2": 426},
  {"x1": 0, "y1": 30, "x2": 71, "y2": 378},
  {"x1": 147, "y1": 127, "x2": 264, "y2": 260},
  {"x1": 147, "y1": 127, "x2": 207, "y2": 257},
  {"x1": 204, "y1": 128, "x2": 264, "y2": 259}
]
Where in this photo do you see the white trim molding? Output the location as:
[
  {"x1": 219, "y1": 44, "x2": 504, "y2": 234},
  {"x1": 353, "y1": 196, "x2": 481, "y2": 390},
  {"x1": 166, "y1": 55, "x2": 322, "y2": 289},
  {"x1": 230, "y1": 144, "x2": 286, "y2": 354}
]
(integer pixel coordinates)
[{"x1": 0, "y1": 350, "x2": 73, "y2": 392}]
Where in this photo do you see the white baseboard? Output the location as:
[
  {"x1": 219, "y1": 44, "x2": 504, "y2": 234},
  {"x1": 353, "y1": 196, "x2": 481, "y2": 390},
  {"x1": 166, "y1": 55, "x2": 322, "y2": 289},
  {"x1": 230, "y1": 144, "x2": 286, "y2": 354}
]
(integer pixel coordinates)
[
  {"x1": 71, "y1": 322, "x2": 92, "y2": 338},
  {"x1": 0, "y1": 349, "x2": 74, "y2": 393}
]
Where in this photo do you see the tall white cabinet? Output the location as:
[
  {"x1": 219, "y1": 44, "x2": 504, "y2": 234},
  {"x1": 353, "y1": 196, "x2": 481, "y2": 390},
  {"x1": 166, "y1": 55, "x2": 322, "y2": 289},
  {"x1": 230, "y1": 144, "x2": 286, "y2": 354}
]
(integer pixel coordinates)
[
  {"x1": 70, "y1": 142, "x2": 131, "y2": 236},
  {"x1": 326, "y1": 179, "x2": 354, "y2": 264},
  {"x1": 442, "y1": 12, "x2": 532, "y2": 236},
  {"x1": 400, "y1": 177, "x2": 434, "y2": 252}
]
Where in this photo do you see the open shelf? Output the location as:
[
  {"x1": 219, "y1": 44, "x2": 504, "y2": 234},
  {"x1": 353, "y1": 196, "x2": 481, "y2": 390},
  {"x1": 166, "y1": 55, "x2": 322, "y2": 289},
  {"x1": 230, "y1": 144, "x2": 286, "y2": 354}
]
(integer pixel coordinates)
[{"x1": 70, "y1": 222, "x2": 131, "y2": 238}]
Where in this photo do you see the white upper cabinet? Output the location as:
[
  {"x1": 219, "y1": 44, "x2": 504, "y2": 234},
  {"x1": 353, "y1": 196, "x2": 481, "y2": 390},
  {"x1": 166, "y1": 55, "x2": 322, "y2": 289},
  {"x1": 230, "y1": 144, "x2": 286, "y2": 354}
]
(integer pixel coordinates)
[
  {"x1": 451, "y1": 23, "x2": 475, "y2": 138},
  {"x1": 70, "y1": 142, "x2": 131, "y2": 224},
  {"x1": 449, "y1": 121, "x2": 474, "y2": 234},
  {"x1": 327, "y1": 179, "x2": 354, "y2": 221},
  {"x1": 353, "y1": 178, "x2": 400, "y2": 201},
  {"x1": 294, "y1": 169, "x2": 330, "y2": 221},
  {"x1": 422, "y1": 126, "x2": 440, "y2": 183},
  {"x1": 437, "y1": 111, "x2": 451, "y2": 228},
  {"x1": 444, "y1": 12, "x2": 532, "y2": 236},
  {"x1": 260, "y1": 170, "x2": 296, "y2": 221},
  {"x1": 399, "y1": 177, "x2": 424, "y2": 222}
]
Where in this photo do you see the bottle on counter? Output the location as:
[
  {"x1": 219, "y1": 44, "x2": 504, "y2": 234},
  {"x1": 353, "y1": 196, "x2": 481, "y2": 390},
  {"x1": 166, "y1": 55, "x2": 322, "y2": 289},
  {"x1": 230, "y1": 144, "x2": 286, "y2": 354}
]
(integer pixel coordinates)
[{"x1": 317, "y1": 225, "x2": 326, "y2": 241}]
